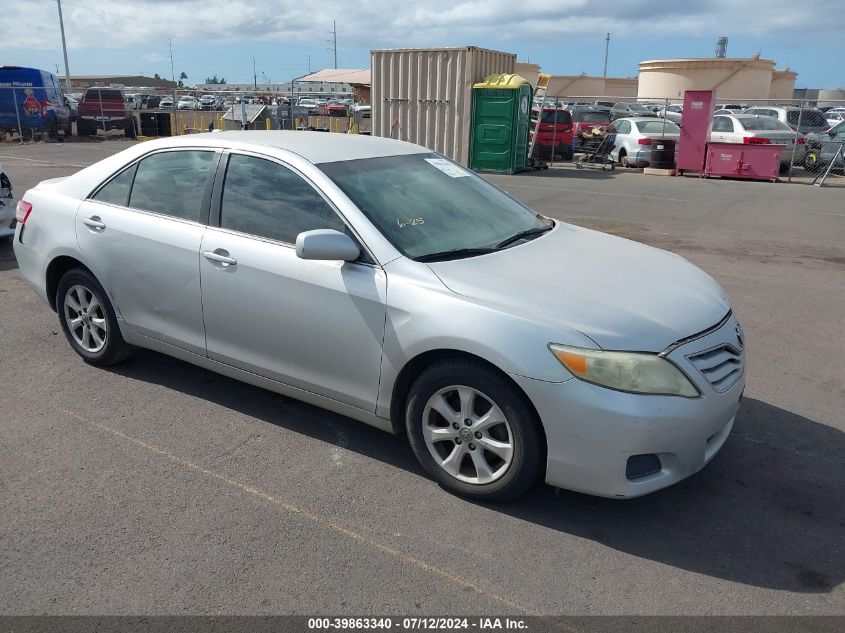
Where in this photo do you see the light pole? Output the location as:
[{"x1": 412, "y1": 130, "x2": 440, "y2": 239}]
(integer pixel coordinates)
[{"x1": 56, "y1": 0, "x2": 72, "y2": 92}]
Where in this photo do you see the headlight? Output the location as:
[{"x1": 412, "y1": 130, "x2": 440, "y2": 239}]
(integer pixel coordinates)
[{"x1": 549, "y1": 343, "x2": 699, "y2": 397}]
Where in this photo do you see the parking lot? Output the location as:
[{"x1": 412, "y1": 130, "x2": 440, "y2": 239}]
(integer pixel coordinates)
[{"x1": 0, "y1": 140, "x2": 843, "y2": 616}]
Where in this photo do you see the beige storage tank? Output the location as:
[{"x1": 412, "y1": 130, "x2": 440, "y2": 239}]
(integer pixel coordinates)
[
  {"x1": 516, "y1": 62, "x2": 540, "y2": 88},
  {"x1": 637, "y1": 58, "x2": 774, "y2": 101},
  {"x1": 371, "y1": 46, "x2": 516, "y2": 166},
  {"x1": 546, "y1": 74, "x2": 605, "y2": 98},
  {"x1": 769, "y1": 69, "x2": 797, "y2": 101}
]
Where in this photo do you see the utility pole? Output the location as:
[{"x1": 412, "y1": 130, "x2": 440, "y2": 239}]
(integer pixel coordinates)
[
  {"x1": 327, "y1": 20, "x2": 337, "y2": 69},
  {"x1": 168, "y1": 39, "x2": 177, "y2": 108},
  {"x1": 307, "y1": 56, "x2": 311, "y2": 74},
  {"x1": 253, "y1": 56, "x2": 257, "y2": 91},
  {"x1": 602, "y1": 32, "x2": 610, "y2": 80},
  {"x1": 56, "y1": 0, "x2": 72, "y2": 92}
]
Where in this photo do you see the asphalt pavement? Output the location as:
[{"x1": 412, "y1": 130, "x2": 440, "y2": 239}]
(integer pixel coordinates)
[{"x1": 0, "y1": 140, "x2": 843, "y2": 616}]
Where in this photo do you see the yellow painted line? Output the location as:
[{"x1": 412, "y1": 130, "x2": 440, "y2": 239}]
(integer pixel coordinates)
[{"x1": 60, "y1": 407, "x2": 539, "y2": 616}]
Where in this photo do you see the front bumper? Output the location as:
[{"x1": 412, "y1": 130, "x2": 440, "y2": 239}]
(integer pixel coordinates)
[
  {"x1": 514, "y1": 313, "x2": 745, "y2": 498},
  {"x1": 0, "y1": 200, "x2": 15, "y2": 238}
]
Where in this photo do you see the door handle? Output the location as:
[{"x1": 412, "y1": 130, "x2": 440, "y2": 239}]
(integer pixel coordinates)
[
  {"x1": 83, "y1": 217, "x2": 106, "y2": 230},
  {"x1": 203, "y1": 250, "x2": 237, "y2": 266}
]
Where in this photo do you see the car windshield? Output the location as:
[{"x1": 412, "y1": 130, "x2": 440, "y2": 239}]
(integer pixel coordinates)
[
  {"x1": 319, "y1": 153, "x2": 549, "y2": 260},
  {"x1": 737, "y1": 116, "x2": 791, "y2": 131},
  {"x1": 628, "y1": 104, "x2": 651, "y2": 111},
  {"x1": 570, "y1": 109, "x2": 611, "y2": 123},
  {"x1": 635, "y1": 120, "x2": 680, "y2": 133},
  {"x1": 786, "y1": 110, "x2": 828, "y2": 129}
]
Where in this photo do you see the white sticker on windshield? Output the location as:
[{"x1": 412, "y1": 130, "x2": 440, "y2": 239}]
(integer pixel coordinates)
[{"x1": 424, "y1": 158, "x2": 469, "y2": 178}]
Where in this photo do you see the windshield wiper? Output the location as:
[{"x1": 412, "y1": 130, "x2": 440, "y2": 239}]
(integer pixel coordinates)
[
  {"x1": 415, "y1": 247, "x2": 498, "y2": 263},
  {"x1": 495, "y1": 224, "x2": 553, "y2": 249}
]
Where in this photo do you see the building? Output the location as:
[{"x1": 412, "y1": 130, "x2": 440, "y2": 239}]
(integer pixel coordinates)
[
  {"x1": 515, "y1": 63, "x2": 637, "y2": 98},
  {"x1": 69, "y1": 74, "x2": 176, "y2": 90}
]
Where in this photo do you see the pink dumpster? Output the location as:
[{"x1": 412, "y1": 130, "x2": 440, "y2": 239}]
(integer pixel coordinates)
[{"x1": 704, "y1": 142, "x2": 785, "y2": 182}]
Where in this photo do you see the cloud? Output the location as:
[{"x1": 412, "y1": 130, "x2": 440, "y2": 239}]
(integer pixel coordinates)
[{"x1": 7, "y1": 0, "x2": 844, "y2": 52}]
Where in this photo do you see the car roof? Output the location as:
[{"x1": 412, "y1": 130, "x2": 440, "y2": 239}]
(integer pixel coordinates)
[{"x1": 140, "y1": 131, "x2": 430, "y2": 164}]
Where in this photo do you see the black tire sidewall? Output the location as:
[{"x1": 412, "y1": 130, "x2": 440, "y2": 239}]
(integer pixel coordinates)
[
  {"x1": 405, "y1": 361, "x2": 543, "y2": 501},
  {"x1": 56, "y1": 268, "x2": 130, "y2": 366}
]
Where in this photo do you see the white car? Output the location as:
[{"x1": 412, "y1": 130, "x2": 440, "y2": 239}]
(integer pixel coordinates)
[
  {"x1": 177, "y1": 96, "x2": 198, "y2": 110},
  {"x1": 609, "y1": 117, "x2": 680, "y2": 168},
  {"x1": 655, "y1": 104, "x2": 683, "y2": 123},
  {"x1": 159, "y1": 97, "x2": 174, "y2": 109},
  {"x1": 824, "y1": 110, "x2": 845, "y2": 127},
  {"x1": 710, "y1": 114, "x2": 807, "y2": 166},
  {"x1": 12, "y1": 131, "x2": 743, "y2": 501},
  {"x1": 0, "y1": 163, "x2": 15, "y2": 238}
]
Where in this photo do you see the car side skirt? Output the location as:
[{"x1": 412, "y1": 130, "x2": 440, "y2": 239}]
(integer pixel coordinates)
[{"x1": 120, "y1": 325, "x2": 394, "y2": 434}]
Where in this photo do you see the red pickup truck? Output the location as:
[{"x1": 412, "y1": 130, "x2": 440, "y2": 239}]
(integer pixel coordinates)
[{"x1": 77, "y1": 87, "x2": 136, "y2": 138}]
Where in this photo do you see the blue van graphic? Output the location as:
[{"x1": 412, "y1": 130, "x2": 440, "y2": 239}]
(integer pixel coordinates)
[{"x1": 0, "y1": 66, "x2": 71, "y2": 140}]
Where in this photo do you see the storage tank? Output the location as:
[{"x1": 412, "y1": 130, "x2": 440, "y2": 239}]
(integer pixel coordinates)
[
  {"x1": 546, "y1": 74, "x2": 605, "y2": 98},
  {"x1": 371, "y1": 47, "x2": 517, "y2": 166},
  {"x1": 515, "y1": 62, "x2": 540, "y2": 88},
  {"x1": 637, "y1": 58, "x2": 774, "y2": 101},
  {"x1": 769, "y1": 69, "x2": 797, "y2": 101}
]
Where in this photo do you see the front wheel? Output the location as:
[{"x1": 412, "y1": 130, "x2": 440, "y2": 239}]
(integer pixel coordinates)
[
  {"x1": 405, "y1": 360, "x2": 543, "y2": 501},
  {"x1": 57, "y1": 268, "x2": 135, "y2": 366}
]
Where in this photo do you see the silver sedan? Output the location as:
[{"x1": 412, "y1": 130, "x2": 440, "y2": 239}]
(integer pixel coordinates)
[{"x1": 13, "y1": 132, "x2": 745, "y2": 501}]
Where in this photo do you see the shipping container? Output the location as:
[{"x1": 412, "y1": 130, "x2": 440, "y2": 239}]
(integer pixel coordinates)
[{"x1": 371, "y1": 47, "x2": 517, "y2": 166}]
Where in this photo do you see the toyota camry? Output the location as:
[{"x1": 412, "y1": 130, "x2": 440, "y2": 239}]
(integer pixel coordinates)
[{"x1": 13, "y1": 131, "x2": 745, "y2": 501}]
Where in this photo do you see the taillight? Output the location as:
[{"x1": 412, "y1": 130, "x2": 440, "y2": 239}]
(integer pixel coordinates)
[
  {"x1": 743, "y1": 137, "x2": 771, "y2": 144},
  {"x1": 638, "y1": 138, "x2": 653, "y2": 145},
  {"x1": 796, "y1": 137, "x2": 806, "y2": 144},
  {"x1": 15, "y1": 199, "x2": 32, "y2": 224}
]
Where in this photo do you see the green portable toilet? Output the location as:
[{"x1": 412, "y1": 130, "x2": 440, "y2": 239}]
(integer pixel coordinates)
[{"x1": 470, "y1": 74, "x2": 533, "y2": 173}]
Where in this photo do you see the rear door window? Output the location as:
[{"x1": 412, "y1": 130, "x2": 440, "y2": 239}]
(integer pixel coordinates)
[
  {"x1": 92, "y1": 165, "x2": 136, "y2": 206},
  {"x1": 129, "y1": 150, "x2": 215, "y2": 221}
]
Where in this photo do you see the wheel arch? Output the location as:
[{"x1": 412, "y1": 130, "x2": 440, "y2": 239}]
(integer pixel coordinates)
[
  {"x1": 388, "y1": 349, "x2": 547, "y2": 454},
  {"x1": 45, "y1": 255, "x2": 97, "y2": 312}
]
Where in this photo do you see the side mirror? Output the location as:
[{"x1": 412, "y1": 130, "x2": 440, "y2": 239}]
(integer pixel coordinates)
[{"x1": 295, "y1": 229, "x2": 360, "y2": 262}]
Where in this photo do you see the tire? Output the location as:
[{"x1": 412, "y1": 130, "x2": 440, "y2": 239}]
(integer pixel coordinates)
[
  {"x1": 47, "y1": 116, "x2": 59, "y2": 140},
  {"x1": 56, "y1": 268, "x2": 135, "y2": 366},
  {"x1": 561, "y1": 145, "x2": 574, "y2": 161},
  {"x1": 405, "y1": 359, "x2": 543, "y2": 502},
  {"x1": 124, "y1": 118, "x2": 137, "y2": 139},
  {"x1": 77, "y1": 120, "x2": 91, "y2": 136}
]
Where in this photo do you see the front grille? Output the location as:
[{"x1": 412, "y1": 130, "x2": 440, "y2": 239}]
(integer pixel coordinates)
[{"x1": 687, "y1": 344, "x2": 743, "y2": 392}]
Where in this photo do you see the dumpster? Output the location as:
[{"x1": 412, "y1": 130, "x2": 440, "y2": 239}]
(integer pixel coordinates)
[
  {"x1": 704, "y1": 142, "x2": 784, "y2": 182},
  {"x1": 470, "y1": 74, "x2": 532, "y2": 173}
]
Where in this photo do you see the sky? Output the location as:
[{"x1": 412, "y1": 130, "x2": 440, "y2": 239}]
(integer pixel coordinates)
[{"x1": 4, "y1": 0, "x2": 843, "y2": 88}]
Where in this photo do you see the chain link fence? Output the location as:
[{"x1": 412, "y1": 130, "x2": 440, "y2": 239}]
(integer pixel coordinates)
[{"x1": 528, "y1": 94, "x2": 845, "y2": 185}]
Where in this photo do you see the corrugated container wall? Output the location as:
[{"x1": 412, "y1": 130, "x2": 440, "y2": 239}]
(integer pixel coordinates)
[{"x1": 371, "y1": 47, "x2": 517, "y2": 165}]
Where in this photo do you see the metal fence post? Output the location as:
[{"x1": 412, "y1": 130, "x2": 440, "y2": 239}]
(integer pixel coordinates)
[
  {"x1": 550, "y1": 96, "x2": 557, "y2": 167},
  {"x1": 788, "y1": 96, "x2": 804, "y2": 183},
  {"x1": 12, "y1": 87, "x2": 23, "y2": 145},
  {"x1": 98, "y1": 90, "x2": 106, "y2": 140},
  {"x1": 661, "y1": 97, "x2": 668, "y2": 137}
]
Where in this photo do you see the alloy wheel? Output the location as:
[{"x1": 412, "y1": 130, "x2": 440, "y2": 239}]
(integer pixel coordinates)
[
  {"x1": 63, "y1": 284, "x2": 108, "y2": 353},
  {"x1": 421, "y1": 386, "x2": 514, "y2": 485}
]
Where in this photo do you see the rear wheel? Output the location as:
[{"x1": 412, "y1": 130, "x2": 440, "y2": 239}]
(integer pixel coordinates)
[
  {"x1": 57, "y1": 268, "x2": 135, "y2": 366},
  {"x1": 405, "y1": 360, "x2": 543, "y2": 501}
]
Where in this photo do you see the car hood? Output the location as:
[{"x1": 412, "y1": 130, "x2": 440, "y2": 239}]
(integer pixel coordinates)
[{"x1": 426, "y1": 223, "x2": 729, "y2": 352}]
